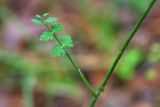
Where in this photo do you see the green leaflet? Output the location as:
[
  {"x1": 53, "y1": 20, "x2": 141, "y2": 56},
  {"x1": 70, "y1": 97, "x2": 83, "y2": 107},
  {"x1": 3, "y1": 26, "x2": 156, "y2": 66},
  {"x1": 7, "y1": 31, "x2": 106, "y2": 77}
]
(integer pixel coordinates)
[
  {"x1": 43, "y1": 13, "x2": 49, "y2": 17},
  {"x1": 60, "y1": 36, "x2": 73, "y2": 48},
  {"x1": 45, "y1": 17, "x2": 57, "y2": 23},
  {"x1": 32, "y1": 19, "x2": 43, "y2": 26},
  {"x1": 35, "y1": 15, "x2": 42, "y2": 19},
  {"x1": 51, "y1": 45, "x2": 65, "y2": 57},
  {"x1": 40, "y1": 31, "x2": 54, "y2": 41},
  {"x1": 52, "y1": 24, "x2": 63, "y2": 33}
]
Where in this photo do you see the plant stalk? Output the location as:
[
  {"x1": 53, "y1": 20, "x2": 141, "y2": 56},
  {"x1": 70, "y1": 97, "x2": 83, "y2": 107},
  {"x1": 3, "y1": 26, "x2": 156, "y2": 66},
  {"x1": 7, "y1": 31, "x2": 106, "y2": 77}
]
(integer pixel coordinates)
[
  {"x1": 22, "y1": 75, "x2": 35, "y2": 107},
  {"x1": 89, "y1": 0, "x2": 157, "y2": 106},
  {"x1": 44, "y1": 24, "x2": 96, "y2": 97}
]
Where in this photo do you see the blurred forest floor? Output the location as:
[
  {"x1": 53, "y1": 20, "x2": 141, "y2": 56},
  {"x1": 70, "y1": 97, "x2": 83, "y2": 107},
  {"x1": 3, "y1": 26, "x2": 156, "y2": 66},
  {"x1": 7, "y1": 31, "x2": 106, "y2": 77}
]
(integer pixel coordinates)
[{"x1": 0, "y1": 0, "x2": 160, "y2": 107}]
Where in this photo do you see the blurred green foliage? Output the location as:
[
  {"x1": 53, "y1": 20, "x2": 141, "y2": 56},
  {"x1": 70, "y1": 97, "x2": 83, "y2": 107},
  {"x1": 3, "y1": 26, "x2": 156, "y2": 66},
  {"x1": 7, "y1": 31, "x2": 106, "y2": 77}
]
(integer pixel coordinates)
[
  {"x1": 116, "y1": 48, "x2": 144, "y2": 80},
  {"x1": 0, "y1": 50, "x2": 41, "y2": 75},
  {"x1": 0, "y1": 50, "x2": 82, "y2": 98},
  {"x1": 148, "y1": 43, "x2": 160, "y2": 63},
  {"x1": 131, "y1": 0, "x2": 151, "y2": 13},
  {"x1": 144, "y1": 69, "x2": 157, "y2": 80},
  {"x1": 91, "y1": 16, "x2": 118, "y2": 51}
]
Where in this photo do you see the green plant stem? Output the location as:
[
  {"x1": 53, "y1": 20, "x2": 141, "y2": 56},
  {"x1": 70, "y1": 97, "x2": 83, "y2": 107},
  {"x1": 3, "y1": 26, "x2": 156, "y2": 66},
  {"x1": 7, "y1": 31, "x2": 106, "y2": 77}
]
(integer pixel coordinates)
[
  {"x1": 22, "y1": 75, "x2": 35, "y2": 107},
  {"x1": 44, "y1": 24, "x2": 96, "y2": 97},
  {"x1": 89, "y1": 0, "x2": 157, "y2": 107}
]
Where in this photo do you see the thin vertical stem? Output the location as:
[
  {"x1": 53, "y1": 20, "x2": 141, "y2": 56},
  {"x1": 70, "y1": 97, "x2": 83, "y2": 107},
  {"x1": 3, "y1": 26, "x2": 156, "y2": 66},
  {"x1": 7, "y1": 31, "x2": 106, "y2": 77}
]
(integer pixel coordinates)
[
  {"x1": 22, "y1": 75, "x2": 35, "y2": 107},
  {"x1": 89, "y1": 0, "x2": 157, "y2": 106},
  {"x1": 44, "y1": 24, "x2": 96, "y2": 97}
]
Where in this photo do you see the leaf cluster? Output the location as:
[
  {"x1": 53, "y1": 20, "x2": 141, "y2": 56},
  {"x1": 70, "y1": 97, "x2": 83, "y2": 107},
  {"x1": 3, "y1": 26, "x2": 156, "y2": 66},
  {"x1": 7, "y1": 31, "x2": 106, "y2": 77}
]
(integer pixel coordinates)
[{"x1": 32, "y1": 13, "x2": 73, "y2": 57}]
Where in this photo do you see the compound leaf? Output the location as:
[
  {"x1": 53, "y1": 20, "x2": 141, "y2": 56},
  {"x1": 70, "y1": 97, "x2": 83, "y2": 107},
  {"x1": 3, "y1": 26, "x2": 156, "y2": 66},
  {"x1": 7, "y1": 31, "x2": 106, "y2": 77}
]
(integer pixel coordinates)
[
  {"x1": 40, "y1": 31, "x2": 54, "y2": 41},
  {"x1": 32, "y1": 19, "x2": 43, "y2": 26},
  {"x1": 60, "y1": 36, "x2": 73, "y2": 48},
  {"x1": 45, "y1": 17, "x2": 57, "y2": 23},
  {"x1": 51, "y1": 45, "x2": 65, "y2": 57},
  {"x1": 52, "y1": 24, "x2": 63, "y2": 33}
]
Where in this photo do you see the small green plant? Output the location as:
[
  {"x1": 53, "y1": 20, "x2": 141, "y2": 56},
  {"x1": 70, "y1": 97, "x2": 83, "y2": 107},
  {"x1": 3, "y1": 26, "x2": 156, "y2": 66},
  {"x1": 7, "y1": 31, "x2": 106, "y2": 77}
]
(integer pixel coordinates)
[
  {"x1": 32, "y1": 0, "x2": 156, "y2": 106},
  {"x1": 32, "y1": 13, "x2": 96, "y2": 97}
]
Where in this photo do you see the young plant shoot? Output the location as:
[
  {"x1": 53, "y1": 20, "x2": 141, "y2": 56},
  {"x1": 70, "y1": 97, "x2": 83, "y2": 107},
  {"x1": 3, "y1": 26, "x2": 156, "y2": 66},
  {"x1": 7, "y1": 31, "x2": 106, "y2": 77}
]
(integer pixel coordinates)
[
  {"x1": 32, "y1": 0, "x2": 157, "y2": 106},
  {"x1": 32, "y1": 13, "x2": 96, "y2": 96}
]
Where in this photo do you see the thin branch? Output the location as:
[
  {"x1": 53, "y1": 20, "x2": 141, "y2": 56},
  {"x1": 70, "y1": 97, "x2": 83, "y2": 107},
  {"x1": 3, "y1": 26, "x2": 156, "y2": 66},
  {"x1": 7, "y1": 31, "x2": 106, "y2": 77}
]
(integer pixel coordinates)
[
  {"x1": 44, "y1": 23, "x2": 96, "y2": 97},
  {"x1": 89, "y1": 0, "x2": 157, "y2": 106}
]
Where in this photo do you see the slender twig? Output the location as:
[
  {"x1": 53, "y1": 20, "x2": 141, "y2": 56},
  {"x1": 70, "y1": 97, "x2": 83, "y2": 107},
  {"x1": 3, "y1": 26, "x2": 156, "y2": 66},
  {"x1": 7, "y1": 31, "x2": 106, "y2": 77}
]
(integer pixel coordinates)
[
  {"x1": 44, "y1": 23, "x2": 96, "y2": 97},
  {"x1": 89, "y1": 0, "x2": 157, "y2": 106}
]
